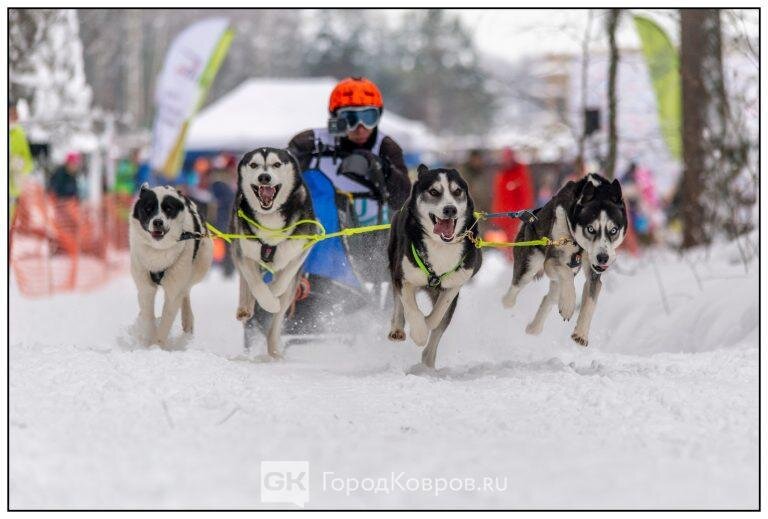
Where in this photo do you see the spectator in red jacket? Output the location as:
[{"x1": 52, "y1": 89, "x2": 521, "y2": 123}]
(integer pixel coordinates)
[{"x1": 491, "y1": 148, "x2": 535, "y2": 250}]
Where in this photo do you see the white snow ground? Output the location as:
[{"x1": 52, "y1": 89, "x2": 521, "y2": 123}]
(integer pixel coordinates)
[{"x1": 9, "y1": 244, "x2": 758, "y2": 509}]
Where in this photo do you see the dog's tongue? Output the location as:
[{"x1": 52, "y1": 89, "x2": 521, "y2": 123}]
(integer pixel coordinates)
[
  {"x1": 258, "y1": 185, "x2": 276, "y2": 205},
  {"x1": 433, "y1": 217, "x2": 456, "y2": 238}
]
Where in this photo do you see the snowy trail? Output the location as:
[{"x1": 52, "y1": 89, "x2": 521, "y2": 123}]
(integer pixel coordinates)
[{"x1": 9, "y1": 248, "x2": 758, "y2": 509}]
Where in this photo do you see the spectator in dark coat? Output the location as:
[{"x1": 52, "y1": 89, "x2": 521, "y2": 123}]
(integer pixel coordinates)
[{"x1": 48, "y1": 152, "x2": 82, "y2": 199}]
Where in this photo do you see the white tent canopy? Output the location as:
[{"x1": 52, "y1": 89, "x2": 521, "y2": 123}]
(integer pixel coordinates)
[{"x1": 186, "y1": 77, "x2": 438, "y2": 154}]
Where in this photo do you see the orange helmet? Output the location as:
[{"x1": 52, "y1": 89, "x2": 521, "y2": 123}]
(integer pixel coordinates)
[{"x1": 328, "y1": 76, "x2": 384, "y2": 113}]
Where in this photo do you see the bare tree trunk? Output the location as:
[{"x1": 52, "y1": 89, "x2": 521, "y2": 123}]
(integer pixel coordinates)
[
  {"x1": 680, "y1": 9, "x2": 725, "y2": 249},
  {"x1": 604, "y1": 9, "x2": 620, "y2": 179},
  {"x1": 576, "y1": 10, "x2": 594, "y2": 170},
  {"x1": 125, "y1": 9, "x2": 144, "y2": 127}
]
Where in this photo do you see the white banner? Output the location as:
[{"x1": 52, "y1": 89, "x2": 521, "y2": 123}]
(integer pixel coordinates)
[{"x1": 149, "y1": 17, "x2": 230, "y2": 178}]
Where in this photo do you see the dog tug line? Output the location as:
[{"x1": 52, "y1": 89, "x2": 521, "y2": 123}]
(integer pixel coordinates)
[{"x1": 180, "y1": 208, "x2": 572, "y2": 275}]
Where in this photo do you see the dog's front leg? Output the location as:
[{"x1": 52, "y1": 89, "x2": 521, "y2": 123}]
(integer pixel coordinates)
[
  {"x1": 571, "y1": 271, "x2": 602, "y2": 346},
  {"x1": 388, "y1": 287, "x2": 406, "y2": 341},
  {"x1": 241, "y1": 264, "x2": 281, "y2": 313},
  {"x1": 180, "y1": 291, "x2": 194, "y2": 333},
  {"x1": 155, "y1": 287, "x2": 185, "y2": 346},
  {"x1": 269, "y1": 249, "x2": 311, "y2": 298},
  {"x1": 556, "y1": 265, "x2": 577, "y2": 321},
  {"x1": 266, "y1": 281, "x2": 299, "y2": 359},
  {"x1": 425, "y1": 287, "x2": 459, "y2": 330},
  {"x1": 402, "y1": 282, "x2": 428, "y2": 346},
  {"x1": 422, "y1": 297, "x2": 458, "y2": 369},
  {"x1": 236, "y1": 274, "x2": 256, "y2": 321},
  {"x1": 136, "y1": 283, "x2": 157, "y2": 344}
]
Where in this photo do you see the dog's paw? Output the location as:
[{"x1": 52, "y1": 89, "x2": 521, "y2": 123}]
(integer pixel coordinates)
[
  {"x1": 135, "y1": 321, "x2": 156, "y2": 346},
  {"x1": 236, "y1": 307, "x2": 253, "y2": 322},
  {"x1": 559, "y1": 297, "x2": 576, "y2": 321},
  {"x1": 257, "y1": 293, "x2": 281, "y2": 314},
  {"x1": 410, "y1": 319, "x2": 429, "y2": 347},
  {"x1": 571, "y1": 332, "x2": 589, "y2": 347},
  {"x1": 267, "y1": 349, "x2": 284, "y2": 360},
  {"x1": 388, "y1": 329, "x2": 406, "y2": 341},
  {"x1": 501, "y1": 290, "x2": 518, "y2": 309},
  {"x1": 525, "y1": 320, "x2": 544, "y2": 335}
]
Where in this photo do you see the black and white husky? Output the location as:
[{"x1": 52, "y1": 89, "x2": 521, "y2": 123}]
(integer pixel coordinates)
[
  {"x1": 232, "y1": 147, "x2": 316, "y2": 358},
  {"x1": 129, "y1": 185, "x2": 213, "y2": 346},
  {"x1": 387, "y1": 165, "x2": 482, "y2": 368},
  {"x1": 501, "y1": 173, "x2": 627, "y2": 346}
]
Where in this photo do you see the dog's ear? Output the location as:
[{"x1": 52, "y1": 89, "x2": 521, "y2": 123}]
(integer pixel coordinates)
[
  {"x1": 417, "y1": 164, "x2": 429, "y2": 178},
  {"x1": 580, "y1": 180, "x2": 596, "y2": 202},
  {"x1": 610, "y1": 178, "x2": 623, "y2": 202},
  {"x1": 237, "y1": 152, "x2": 251, "y2": 173}
]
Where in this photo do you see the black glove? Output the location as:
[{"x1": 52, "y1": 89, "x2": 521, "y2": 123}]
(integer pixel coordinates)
[
  {"x1": 354, "y1": 149, "x2": 383, "y2": 171},
  {"x1": 338, "y1": 152, "x2": 389, "y2": 203}
]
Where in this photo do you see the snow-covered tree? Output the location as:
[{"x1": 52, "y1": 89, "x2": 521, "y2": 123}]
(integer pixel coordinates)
[{"x1": 9, "y1": 8, "x2": 93, "y2": 146}]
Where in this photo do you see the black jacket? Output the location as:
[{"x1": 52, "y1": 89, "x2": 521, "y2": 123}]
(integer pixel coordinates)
[
  {"x1": 48, "y1": 166, "x2": 79, "y2": 199},
  {"x1": 288, "y1": 128, "x2": 411, "y2": 211}
]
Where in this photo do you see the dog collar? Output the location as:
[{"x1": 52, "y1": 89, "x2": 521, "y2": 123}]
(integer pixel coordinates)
[
  {"x1": 256, "y1": 238, "x2": 277, "y2": 263},
  {"x1": 410, "y1": 242, "x2": 465, "y2": 289}
]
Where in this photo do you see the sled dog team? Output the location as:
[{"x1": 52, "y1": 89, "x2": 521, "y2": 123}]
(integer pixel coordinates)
[{"x1": 130, "y1": 147, "x2": 627, "y2": 367}]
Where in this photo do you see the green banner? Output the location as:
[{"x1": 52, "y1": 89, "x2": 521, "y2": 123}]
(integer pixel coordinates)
[{"x1": 633, "y1": 15, "x2": 681, "y2": 160}]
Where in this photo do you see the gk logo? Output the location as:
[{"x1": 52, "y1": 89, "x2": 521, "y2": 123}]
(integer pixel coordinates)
[{"x1": 260, "y1": 461, "x2": 310, "y2": 507}]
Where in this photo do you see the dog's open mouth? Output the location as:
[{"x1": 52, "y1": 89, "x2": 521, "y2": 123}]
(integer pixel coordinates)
[
  {"x1": 253, "y1": 184, "x2": 281, "y2": 209},
  {"x1": 150, "y1": 229, "x2": 166, "y2": 240},
  {"x1": 430, "y1": 214, "x2": 457, "y2": 242},
  {"x1": 591, "y1": 264, "x2": 608, "y2": 273}
]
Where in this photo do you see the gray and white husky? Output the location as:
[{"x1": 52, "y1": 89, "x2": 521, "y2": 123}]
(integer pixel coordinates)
[
  {"x1": 387, "y1": 165, "x2": 482, "y2": 368},
  {"x1": 129, "y1": 185, "x2": 213, "y2": 346},
  {"x1": 502, "y1": 173, "x2": 627, "y2": 346},
  {"x1": 231, "y1": 147, "x2": 316, "y2": 358}
]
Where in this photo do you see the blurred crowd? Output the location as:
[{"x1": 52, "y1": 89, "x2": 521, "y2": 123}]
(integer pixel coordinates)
[
  {"x1": 20, "y1": 142, "x2": 677, "y2": 266},
  {"x1": 12, "y1": 88, "x2": 675, "y2": 274},
  {"x1": 449, "y1": 147, "x2": 674, "y2": 257}
]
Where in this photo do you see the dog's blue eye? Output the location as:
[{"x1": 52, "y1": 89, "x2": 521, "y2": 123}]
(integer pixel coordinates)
[
  {"x1": 610, "y1": 227, "x2": 618, "y2": 235},
  {"x1": 429, "y1": 189, "x2": 440, "y2": 197},
  {"x1": 586, "y1": 225, "x2": 595, "y2": 233}
]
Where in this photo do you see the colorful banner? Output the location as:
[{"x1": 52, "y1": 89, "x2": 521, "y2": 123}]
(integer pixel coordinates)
[
  {"x1": 150, "y1": 18, "x2": 234, "y2": 179},
  {"x1": 633, "y1": 15, "x2": 682, "y2": 160}
]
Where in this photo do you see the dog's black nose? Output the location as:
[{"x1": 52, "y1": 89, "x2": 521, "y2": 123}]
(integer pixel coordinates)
[
  {"x1": 257, "y1": 173, "x2": 272, "y2": 185},
  {"x1": 442, "y1": 205, "x2": 457, "y2": 218},
  {"x1": 597, "y1": 252, "x2": 609, "y2": 265},
  {"x1": 152, "y1": 218, "x2": 164, "y2": 229}
]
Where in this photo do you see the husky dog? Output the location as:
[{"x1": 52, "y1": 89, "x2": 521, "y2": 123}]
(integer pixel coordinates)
[
  {"x1": 501, "y1": 173, "x2": 626, "y2": 346},
  {"x1": 129, "y1": 185, "x2": 213, "y2": 346},
  {"x1": 387, "y1": 165, "x2": 482, "y2": 368},
  {"x1": 232, "y1": 147, "x2": 316, "y2": 358}
]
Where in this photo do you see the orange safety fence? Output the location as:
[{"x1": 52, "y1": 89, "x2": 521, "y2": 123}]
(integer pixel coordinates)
[{"x1": 10, "y1": 182, "x2": 133, "y2": 298}]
